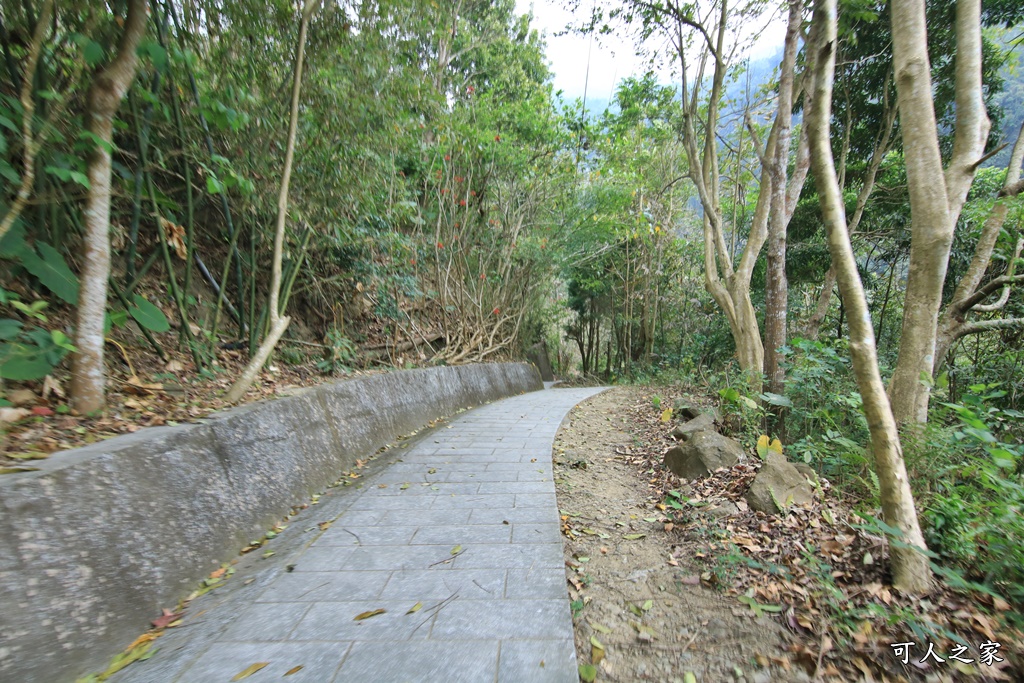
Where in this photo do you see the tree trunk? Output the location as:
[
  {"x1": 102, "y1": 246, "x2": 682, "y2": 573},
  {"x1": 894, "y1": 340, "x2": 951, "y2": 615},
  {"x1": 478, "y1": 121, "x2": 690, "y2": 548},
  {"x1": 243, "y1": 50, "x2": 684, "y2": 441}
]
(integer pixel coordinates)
[
  {"x1": 807, "y1": 0, "x2": 931, "y2": 593},
  {"x1": 888, "y1": 0, "x2": 989, "y2": 425},
  {"x1": 225, "y1": 0, "x2": 318, "y2": 403},
  {"x1": 763, "y1": 0, "x2": 804, "y2": 415},
  {"x1": 70, "y1": 0, "x2": 148, "y2": 414},
  {"x1": 803, "y1": 73, "x2": 896, "y2": 341}
]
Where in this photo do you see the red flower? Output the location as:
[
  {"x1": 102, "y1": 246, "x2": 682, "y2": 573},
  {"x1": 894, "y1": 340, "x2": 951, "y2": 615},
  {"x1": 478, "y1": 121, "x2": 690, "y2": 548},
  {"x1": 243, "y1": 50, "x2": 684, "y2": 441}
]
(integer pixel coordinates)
[
  {"x1": 470, "y1": 190, "x2": 476, "y2": 196},
  {"x1": 444, "y1": 154, "x2": 451, "y2": 161},
  {"x1": 437, "y1": 242, "x2": 444, "y2": 249},
  {"x1": 455, "y1": 176, "x2": 463, "y2": 183},
  {"x1": 458, "y1": 199, "x2": 467, "y2": 207},
  {"x1": 492, "y1": 307, "x2": 500, "y2": 315},
  {"x1": 494, "y1": 135, "x2": 501, "y2": 141},
  {"x1": 479, "y1": 273, "x2": 486, "y2": 280}
]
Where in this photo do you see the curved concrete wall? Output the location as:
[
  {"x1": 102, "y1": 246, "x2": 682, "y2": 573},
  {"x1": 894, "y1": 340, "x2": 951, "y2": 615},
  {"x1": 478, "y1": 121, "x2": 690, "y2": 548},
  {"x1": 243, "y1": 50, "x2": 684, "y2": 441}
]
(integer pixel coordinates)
[{"x1": 0, "y1": 363, "x2": 542, "y2": 682}]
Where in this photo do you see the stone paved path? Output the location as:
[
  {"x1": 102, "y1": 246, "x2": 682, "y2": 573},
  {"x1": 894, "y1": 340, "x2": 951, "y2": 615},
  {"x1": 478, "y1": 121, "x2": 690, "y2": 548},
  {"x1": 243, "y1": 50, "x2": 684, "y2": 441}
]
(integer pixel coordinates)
[{"x1": 119, "y1": 386, "x2": 604, "y2": 683}]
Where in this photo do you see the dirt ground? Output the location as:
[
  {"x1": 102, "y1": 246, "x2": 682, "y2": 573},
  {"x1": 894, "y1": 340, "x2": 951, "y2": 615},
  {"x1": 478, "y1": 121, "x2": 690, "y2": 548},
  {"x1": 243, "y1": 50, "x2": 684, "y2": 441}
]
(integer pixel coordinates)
[
  {"x1": 553, "y1": 387, "x2": 798, "y2": 683},
  {"x1": 552, "y1": 386, "x2": 1022, "y2": 683}
]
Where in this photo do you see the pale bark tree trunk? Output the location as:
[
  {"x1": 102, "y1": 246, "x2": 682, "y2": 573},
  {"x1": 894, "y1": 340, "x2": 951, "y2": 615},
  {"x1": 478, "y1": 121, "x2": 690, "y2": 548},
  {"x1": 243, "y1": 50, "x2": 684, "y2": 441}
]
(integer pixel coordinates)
[
  {"x1": 933, "y1": 122, "x2": 1024, "y2": 372},
  {"x1": 673, "y1": 1, "x2": 763, "y2": 391},
  {"x1": 807, "y1": 0, "x2": 932, "y2": 593},
  {"x1": 225, "y1": 0, "x2": 319, "y2": 403},
  {"x1": 70, "y1": 0, "x2": 148, "y2": 414},
  {"x1": 663, "y1": 0, "x2": 812, "y2": 393},
  {"x1": 888, "y1": 0, "x2": 990, "y2": 425},
  {"x1": 763, "y1": 0, "x2": 804, "y2": 404}
]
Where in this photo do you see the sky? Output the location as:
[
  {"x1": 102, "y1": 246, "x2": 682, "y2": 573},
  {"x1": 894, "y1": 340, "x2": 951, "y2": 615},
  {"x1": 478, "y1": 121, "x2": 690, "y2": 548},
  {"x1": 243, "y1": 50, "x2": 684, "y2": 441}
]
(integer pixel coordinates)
[{"x1": 515, "y1": 0, "x2": 787, "y2": 104}]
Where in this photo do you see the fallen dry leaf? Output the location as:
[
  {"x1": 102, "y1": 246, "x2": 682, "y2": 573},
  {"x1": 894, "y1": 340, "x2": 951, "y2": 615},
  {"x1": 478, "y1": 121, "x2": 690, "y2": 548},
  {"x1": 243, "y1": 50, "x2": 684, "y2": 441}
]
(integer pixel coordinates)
[
  {"x1": 231, "y1": 662, "x2": 269, "y2": 680},
  {"x1": 354, "y1": 609, "x2": 386, "y2": 621},
  {"x1": 0, "y1": 407, "x2": 31, "y2": 424},
  {"x1": 151, "y1": 608, "x2": 184, "y2": 629}
]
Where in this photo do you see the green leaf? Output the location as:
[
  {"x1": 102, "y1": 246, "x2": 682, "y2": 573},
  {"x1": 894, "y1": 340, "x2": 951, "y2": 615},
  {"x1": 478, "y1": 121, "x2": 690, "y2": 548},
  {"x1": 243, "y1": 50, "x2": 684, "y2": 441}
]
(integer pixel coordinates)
[
  {"x1": 0, "y1": 319, "x2": 23, "y2": 340},
  {"x1": 0, "y1": 220, "x2": 27, "y2": 258},
  {"x1": 0, "y1": 159, "x2": 18, "y2": 184},
  {"x1": 578, "y1": 664, "x2": 597, "y2": 682},
  {"x1": 50, "y1": 329, "x2": 76, "y2": 351},
  {"x1": 20, "y1": 242, "x2": 79, "y2": 304},
  {"x1": 760, "y1": 392, "x2": 792, "y2": 407},
  {"x1": 68, "y1": 170, "x2": 90, "y2": 188},
  {"x1": 128, "y1": 295, "x2": 170, "y2": 333},
  {"x1": 622, "y1": 533, "x2": 645, "y2": 540},
  {"x1": 0, "y1": 345, "x2": 55, "y2": 380},
  {"x1": 206, "y1": 176, "x2": 224, "y2": 194},
  {"x1": 139, "y1": 41, "x2": 168, "y2": 71},
  {"x1": 84, "y1": 40, "x2": 104, "y2": 66},
  {"x1": 78, "y1": 130, "x2": 115, "y2": 154},
  {"x1": 44, "y1": 164, "x2": 71, "y2": 181}
]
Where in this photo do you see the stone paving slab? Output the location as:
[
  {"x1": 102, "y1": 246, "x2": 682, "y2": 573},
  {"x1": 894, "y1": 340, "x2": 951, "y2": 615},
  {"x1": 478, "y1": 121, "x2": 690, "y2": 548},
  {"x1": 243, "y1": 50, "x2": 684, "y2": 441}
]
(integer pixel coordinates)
[{"x1": 116, "y1": 386, "x2": 603, "y2": 683}]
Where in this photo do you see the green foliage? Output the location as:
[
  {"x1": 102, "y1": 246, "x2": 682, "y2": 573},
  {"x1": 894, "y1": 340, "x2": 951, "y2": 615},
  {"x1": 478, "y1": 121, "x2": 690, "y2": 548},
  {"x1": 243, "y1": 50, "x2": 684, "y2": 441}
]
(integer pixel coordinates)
[
  {"x1": 909, "y1": 387, "x2": 1024, "y2": 615},
  {"x1": 317, "y1": 329, "x2": 357, "y2": 375},
  {"x1": 0, "y1": 296, "x2": 76, "y2": 381}
]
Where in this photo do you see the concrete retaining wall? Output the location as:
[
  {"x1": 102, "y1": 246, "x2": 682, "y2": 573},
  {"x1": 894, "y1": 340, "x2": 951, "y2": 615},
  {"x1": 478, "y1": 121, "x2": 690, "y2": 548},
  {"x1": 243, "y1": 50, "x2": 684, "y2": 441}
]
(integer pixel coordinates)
[{"x1": 0, "y1": 363, "x2": 542, "y2": 682}]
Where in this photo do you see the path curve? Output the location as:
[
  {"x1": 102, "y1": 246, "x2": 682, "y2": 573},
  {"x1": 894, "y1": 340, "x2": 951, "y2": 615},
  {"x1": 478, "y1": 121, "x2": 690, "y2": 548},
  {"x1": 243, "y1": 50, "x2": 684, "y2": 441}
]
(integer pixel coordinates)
[{"x1": 117, "y1": 386, "x2": 605, "y2": 683}]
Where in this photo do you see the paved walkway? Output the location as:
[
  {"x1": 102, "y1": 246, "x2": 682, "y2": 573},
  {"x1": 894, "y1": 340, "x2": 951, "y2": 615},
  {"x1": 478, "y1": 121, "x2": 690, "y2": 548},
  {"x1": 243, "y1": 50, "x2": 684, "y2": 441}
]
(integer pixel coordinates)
[{"x1": 118, "y1": 386, "x2": 604, "y2": 683}]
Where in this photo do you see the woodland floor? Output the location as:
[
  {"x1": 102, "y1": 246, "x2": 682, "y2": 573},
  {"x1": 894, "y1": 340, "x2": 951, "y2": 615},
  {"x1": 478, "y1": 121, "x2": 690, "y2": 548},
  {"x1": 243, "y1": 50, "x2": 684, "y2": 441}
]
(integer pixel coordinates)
[
  {"x1": 0, "y1": 332, "x2": 390, "y2": 471},
  {"x1": 553, "y1": 386, "x2": 1022, "y2": 683}
]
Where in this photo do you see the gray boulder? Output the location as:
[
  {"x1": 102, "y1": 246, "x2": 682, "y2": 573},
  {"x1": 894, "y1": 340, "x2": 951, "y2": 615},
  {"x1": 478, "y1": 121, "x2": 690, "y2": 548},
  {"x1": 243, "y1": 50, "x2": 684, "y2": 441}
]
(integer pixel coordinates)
[
  {"x1": 745, "y1": 452, "x2": 814, "y2": 514},
  {"x1": 793, "y1": 462, "x2": 819, "y2": 484},
  {"x1": 664, "y1": 430, "x2": 745, "y2": 480},
  {"x1": 673, "y1": 400, "x2": 703, "y2": 420},
  {"x1": 671, "y1": 412, "x2": 716, "y2": 438}
]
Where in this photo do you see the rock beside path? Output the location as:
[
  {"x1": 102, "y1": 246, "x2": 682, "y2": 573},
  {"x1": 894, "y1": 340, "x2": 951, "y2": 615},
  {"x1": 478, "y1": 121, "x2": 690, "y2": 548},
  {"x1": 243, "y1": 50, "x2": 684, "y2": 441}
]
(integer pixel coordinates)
[
  {"x1": 745, "y1": 452, "x2": 814, "y2": 514},
  {"x1": 671, "y1": 412, "x2": 716, "y2": 438},
  {"x1": 664, "y1": 430, "x2": 745, "y2": 480}
]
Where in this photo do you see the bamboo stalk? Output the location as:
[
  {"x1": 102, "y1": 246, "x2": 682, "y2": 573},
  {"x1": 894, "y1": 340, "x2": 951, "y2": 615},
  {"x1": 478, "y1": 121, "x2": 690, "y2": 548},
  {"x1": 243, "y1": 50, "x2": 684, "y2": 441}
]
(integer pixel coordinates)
[{"x1": 131, "y1": 96, "x2": 206, "y2": 370}]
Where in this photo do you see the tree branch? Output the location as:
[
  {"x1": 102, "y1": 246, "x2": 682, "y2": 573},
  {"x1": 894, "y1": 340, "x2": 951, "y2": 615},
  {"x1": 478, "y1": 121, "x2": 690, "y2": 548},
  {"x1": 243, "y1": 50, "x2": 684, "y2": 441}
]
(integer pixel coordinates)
[
  {"x1": 956, "y1": 317, "x2": 1024, "y2": 339},
  {"x1": 0, "y1": 0, "x2": 54, "y2": 241}
]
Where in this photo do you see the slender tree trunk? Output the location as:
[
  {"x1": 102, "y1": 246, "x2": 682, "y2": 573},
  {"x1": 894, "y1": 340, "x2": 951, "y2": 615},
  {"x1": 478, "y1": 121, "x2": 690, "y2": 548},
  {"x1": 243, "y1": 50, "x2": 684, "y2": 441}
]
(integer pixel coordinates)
[
  {"x1": 807, "y1": 0, "x2": 931, "y2": 593},
  {"x1": 70, "y1": 0, "x2": 148, "y2": 414},
  {"x1": 763, "y1": 0, "x2": 804, "y2": 412},
  {"x1": 225, "y1": 0, "x2": 318, "y2": 403},
  {"x1": 888, "y1": 0, "x2": 989, "y2": 425},
  {"x1": 803, "y1": 75, "x2": 896, "y2": 340}
]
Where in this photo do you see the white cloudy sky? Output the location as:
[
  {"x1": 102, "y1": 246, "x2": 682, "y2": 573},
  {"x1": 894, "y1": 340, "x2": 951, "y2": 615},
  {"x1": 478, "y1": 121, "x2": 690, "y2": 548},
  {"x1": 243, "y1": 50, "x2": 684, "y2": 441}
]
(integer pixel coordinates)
[{"x1": 515, "y1": 0, "x2": 787, "y2": 102}]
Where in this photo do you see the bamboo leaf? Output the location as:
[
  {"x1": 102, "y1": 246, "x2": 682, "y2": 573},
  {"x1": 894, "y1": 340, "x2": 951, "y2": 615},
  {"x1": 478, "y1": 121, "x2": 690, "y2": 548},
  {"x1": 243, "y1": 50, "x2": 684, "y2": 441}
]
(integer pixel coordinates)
[{"x1": 129, "y1": 295, "x2": 171, "y2": 333}]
